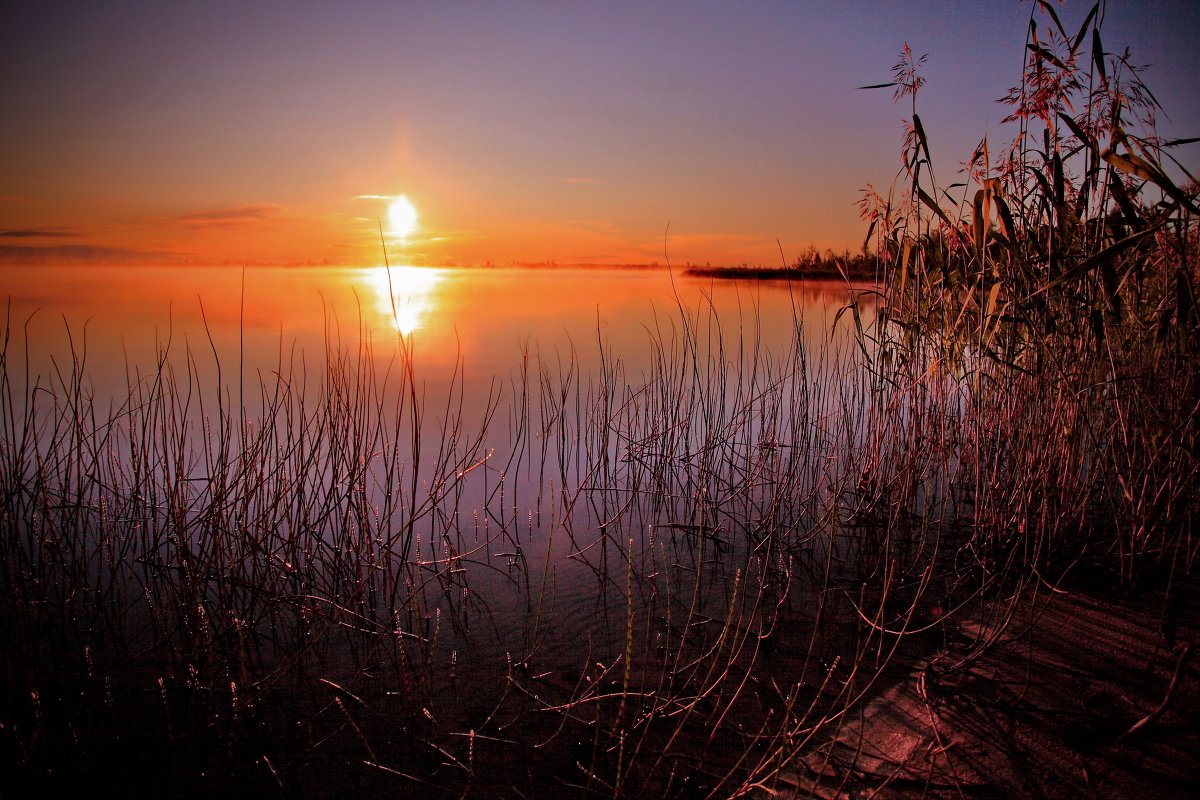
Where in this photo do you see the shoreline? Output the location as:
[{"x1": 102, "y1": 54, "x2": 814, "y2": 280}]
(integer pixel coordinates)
[{"x1": 756, "y1": 581, "x2": 1199, "y2": 799}]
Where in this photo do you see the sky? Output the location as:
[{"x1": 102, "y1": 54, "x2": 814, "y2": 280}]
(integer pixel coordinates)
[{"x1": 2, "y1": 0, "x2": 1197, "y2": 268}]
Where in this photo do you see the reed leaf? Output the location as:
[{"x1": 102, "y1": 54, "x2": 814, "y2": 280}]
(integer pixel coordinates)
[
  {"x1": 1029, "y1": 222, "x2": 1167, "y2": 298},
  {"x1": 1070, "y1": 4, "x2": 1099, "y2": 57}
]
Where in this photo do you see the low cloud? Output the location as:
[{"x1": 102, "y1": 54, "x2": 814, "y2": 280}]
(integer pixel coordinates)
[
  {"x1": 0, "y1": 244, "x2": 177, "y2": 264},
  {"x1": 171, "y1": 203, "x2": 287, "y2": 227},
  {"x1": 0, "y1": 228, "x2": 81, "y2": 238},
  {"x1": 564, "y1": 178, "x2": 598, "y2": 184}
]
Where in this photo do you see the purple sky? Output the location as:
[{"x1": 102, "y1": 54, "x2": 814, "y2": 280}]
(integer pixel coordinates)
[{"x1": 2, "y1": 1, "x2": 1197, "y2": 265}]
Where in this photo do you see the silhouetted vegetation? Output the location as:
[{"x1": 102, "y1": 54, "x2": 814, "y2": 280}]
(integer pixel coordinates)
[
  {"x1": 857, "y1": 0, "x2": 1198, "y2": 586},
  {"x1": 684, "y1": 247, "x2": 879, "y2": 282}
]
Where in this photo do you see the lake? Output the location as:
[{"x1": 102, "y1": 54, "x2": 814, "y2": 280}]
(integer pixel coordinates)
[
  {"x1": 2, "y1": 263, "x2": 891, "y2": 795},
  {"x1": 4, "y1": 263, "x2": 867, "y2": 401}
]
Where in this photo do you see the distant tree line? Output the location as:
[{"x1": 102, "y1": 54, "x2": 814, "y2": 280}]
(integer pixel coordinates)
[{"x1": 683, "y1": 245, "x2": 879, "y2": 281}]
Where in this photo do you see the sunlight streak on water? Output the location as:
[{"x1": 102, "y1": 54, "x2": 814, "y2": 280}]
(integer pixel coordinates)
[{"x1": 362, "y1": 265, "x2": 445, "y2": 335}]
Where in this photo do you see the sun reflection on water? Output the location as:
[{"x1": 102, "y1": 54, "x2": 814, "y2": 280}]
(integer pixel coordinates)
[{"x1": 363, "y1": 265, "x2": 445, "y2": 335}]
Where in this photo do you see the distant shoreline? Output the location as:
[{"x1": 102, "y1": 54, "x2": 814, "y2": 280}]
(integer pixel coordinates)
[
  {"x1": 683, "y1": 264, "x2": 880, "y2": 282},
  {"x1": 0, "y1": 260, "x2": 882, "y2": 281}
]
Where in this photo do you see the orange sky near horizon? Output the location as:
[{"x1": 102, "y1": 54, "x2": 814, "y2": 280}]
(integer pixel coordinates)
[
  {"x1": 0, "y1": 179, "x2": 866, "y2": 268},
  {"x1": 2, "y1": 1, "x2": 1197, "y2": 269}
]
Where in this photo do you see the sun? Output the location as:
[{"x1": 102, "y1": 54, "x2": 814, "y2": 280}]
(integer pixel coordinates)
[{"x1": 387, "y1": 195, "x2": 419, "y2": 240}]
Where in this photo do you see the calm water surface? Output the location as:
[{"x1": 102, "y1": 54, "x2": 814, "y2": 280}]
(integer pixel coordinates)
[
  {"x1": 5, "y1": 264, "x2": 881, "y2": 693},
  {"x1": 5, "y1": 264, "x2": 868, "y2": 405}
]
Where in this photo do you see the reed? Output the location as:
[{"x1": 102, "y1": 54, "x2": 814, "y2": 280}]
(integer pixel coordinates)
[{"x1": 858, "y1": 0, "x2": 1198, "y2": 588}]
